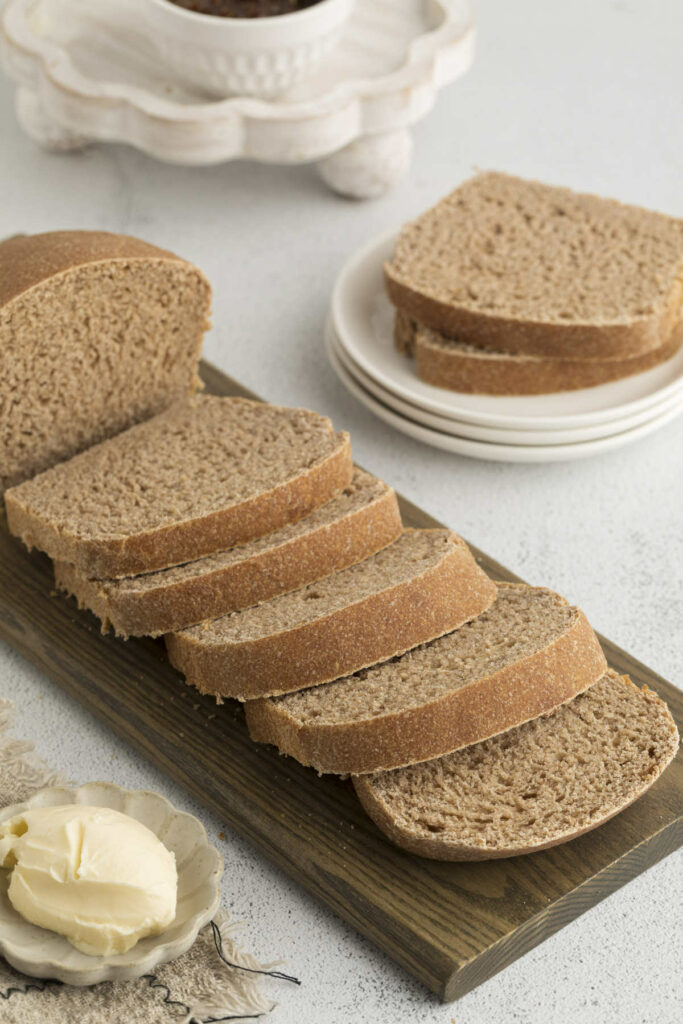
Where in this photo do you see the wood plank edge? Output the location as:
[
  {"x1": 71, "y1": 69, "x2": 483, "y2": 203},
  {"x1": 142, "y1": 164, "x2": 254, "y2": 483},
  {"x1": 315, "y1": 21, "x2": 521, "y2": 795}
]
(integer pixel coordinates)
[{"x1": 443, "y1": 815, "x2": 683, "y2": 1002}]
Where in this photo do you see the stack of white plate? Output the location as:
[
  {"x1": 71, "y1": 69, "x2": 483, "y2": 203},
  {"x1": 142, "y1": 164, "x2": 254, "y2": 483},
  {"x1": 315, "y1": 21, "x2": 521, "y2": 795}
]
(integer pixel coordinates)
[{"x1": 327, "y1": 231, "x2": 683, "y2": 462}]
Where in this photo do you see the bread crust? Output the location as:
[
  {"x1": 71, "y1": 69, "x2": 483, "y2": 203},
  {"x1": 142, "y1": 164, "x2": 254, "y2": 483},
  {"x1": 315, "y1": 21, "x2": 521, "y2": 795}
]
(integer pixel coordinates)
[
  {"x1": 244, "y1": 593, "x2": 607, "y2": 773},
  {"x1": 167, "y1": 532, "x2": 497, "y2": 700},
  {"x1": 0, "y1": 231, "x2": 199, "y2": 307},
  {"x1": 54, "y1": 481, "x2": 403, "y2": 637},
  {"x1": 352, "y1": 676, "x2": 679, "y2": 859},
  {"x1": 385, "y1": 258, "x2": 683, "y2": 361},
  {"x1": 5, "y1": 432, "x2": 353, "y2": 578},
  {"x1": 397, "y1": 315, "x2": 683, "y2": 395}
]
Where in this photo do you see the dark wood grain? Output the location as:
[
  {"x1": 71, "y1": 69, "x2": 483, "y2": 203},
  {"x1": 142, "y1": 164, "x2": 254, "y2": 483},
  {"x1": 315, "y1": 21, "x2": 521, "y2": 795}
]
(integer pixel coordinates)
[{"x1": 0, "y1": 360, "x2": 680, "y2": 1003}]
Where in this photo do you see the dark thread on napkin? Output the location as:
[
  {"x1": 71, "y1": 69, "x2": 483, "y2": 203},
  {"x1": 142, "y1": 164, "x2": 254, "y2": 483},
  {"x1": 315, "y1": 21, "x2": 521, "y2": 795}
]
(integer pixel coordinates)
[
  {"x1": 142, "y1": 972, "x2": 193, "y2": 1016},
  {"x1": 201, "y1": 1014, "x2": 265, "y2": 1021},
  {"x1": 0, "y1": 977, "x2": 61, "y2": 1000},
  {"x1": 210, "y1": 921, "x2": 301, "y2": 986},
  {"x1": 201, "y1": 1012, "x2": 266, "y2": 1022}
]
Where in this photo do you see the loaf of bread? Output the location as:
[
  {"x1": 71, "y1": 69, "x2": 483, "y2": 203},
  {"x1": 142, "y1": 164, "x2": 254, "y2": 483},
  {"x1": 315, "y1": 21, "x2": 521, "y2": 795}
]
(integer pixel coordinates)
[
  {"x1": 54, "y1": 469, "x2": 402, "y2": 637},
  {"x1": 5, "y1": 396, "x2": 352, "y2": 577},
  {"x1": 245, "y1": 583, "x2": 607, "y2": 774},
  {"x1": 6, "y1": 225, "x2": 677, "y2": 867},
  {"x1": 395, "y1": 311, "x2": 683, "y2": 395},
  {"x1": 385, "y1": 172, "x2": 683, "y2": 360},
  {"x1": 353, "y1": 671, "x2": 679, "y2": 859},
  {"x1": 0, "y1": 231, "x2": 211, "y2": 491},
  {"x1": 167, "y1": 530, "x2": 496, "y2": 700}
]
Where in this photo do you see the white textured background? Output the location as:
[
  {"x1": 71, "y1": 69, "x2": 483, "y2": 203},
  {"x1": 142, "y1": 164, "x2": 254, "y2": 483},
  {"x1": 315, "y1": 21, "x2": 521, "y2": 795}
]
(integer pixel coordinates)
[{"x1": 0, "y1": 0, "x2": 681, "y2": 1021}]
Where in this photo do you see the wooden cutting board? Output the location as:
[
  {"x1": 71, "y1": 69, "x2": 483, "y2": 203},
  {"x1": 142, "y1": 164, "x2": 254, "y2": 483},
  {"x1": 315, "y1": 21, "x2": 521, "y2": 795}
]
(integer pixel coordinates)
[{"x1": 0, "y1": 360, "x2": 681, "y2": 1003}]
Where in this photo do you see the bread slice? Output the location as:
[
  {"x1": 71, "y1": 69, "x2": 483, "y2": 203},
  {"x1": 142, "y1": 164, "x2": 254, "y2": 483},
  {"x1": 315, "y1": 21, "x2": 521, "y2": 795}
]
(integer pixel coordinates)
[
  {"x1": 245, "y1": 583, "x2": 607, "y2": 774},
  {"x1": 53, "y1": 469, "x2": 402, "y2": 638},
  {"x1": 0, "y1": 231, "x2": 211, "y2": 491},
  {"x1": 353, "y1": 671, "x2": 679, "y2": 860},
  {"x1": 395, "y1": 312, "x2": 683, "y2": 395},
  {"x1": 167, "y1": 530, "x2": 496, "y2": 701},
  {"x1": 5, "y1": 396, "x2": 352, "y2": 578},
  {"x1": 385, "y1": 172, "x2": 683, "y2": 360}
]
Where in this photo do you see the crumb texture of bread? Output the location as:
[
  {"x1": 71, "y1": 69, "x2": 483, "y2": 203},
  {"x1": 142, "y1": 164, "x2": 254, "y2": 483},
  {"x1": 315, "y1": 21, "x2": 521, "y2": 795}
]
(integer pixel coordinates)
[
  {"x1": 353, "y1": 671, "x2": 679, "y2": 860},
  {"x1": 54, "y1": 469, "x2": 402, "y2": 636},
  {"x1": 385, "y1": 173, "x2": 683, "y2": 359},
  {"x1": 0, "y1": 230, "x2": 212, "y2": 490},
  {"x1": 5, "y1": 395, "x2": 352, "y2": 577},
  {"x1": 396, "y1": 312, "x2": 683, "y2": 395},
  {"x1": 167, "y1": 530, "x2": 496, "y2": 700},
  {"x1": 245, "y1": 583, "x2": 607, "y2": 773}
]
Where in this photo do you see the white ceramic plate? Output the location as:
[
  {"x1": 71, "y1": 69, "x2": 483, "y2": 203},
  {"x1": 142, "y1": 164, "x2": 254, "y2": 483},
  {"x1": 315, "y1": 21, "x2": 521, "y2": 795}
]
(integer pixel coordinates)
[
  {"x1": 328, "y1": 329, "x2": 683, "y2": 462},
  {"x1": 329, "y1": 319, "x2": 683, "y2": 445},
  {"x1": 331, "y1": 230, "x2": 683, "y2": 431},
  {"x1": 0, "y1": 782, "x2": 223, "y2": 986}
]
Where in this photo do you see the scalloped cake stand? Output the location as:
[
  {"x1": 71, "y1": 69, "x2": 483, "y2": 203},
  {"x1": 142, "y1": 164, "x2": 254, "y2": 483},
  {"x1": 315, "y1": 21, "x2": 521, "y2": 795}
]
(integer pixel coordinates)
[{"x1": 0, "y1": 0, "x2": 474, "y2": 199}]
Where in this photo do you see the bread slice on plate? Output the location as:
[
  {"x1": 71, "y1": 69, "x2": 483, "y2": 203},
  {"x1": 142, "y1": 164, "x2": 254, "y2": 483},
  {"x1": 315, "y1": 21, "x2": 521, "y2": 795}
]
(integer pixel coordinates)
[
  {"x1": 245, "y1": 583, "x2": 607, "y2": 774},
  {"x1": 395, "y1": 312, "x2": 683, "y2": 395},
  {"x1": 5, "y1": 396, "x2": 352, "y2": 578},
  {"x1": 54, "y1": 469, "x2": 402, "y2": 638},
  {"x1": 385, "y1": 172, "x2": 683, "y2": 360},
  {"x1": 353, "y1": 671, "x2": 679, "y2": 860},
  {"x1": 0, "y1": 231, "x2": 211, "y2": 491},
  {"x1": 167, "y1": 530, "x2": 496, "y2": 701}
]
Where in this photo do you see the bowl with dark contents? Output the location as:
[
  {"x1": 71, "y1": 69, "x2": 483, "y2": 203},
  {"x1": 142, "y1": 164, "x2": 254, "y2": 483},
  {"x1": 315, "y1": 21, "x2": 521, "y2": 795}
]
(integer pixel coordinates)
[{"x1": 144, "y1": 0, "x2": 355, "y2": 98}]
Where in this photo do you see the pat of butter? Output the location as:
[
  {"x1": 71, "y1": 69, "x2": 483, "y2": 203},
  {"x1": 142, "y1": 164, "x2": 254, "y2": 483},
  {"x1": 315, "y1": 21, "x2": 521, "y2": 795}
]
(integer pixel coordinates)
[{"x1": 0, "y1": 805, "x2": 177, "y2": 956}]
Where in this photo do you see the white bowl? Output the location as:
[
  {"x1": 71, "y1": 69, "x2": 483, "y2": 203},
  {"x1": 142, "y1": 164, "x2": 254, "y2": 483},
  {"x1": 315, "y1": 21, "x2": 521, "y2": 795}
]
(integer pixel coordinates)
[
  {"x1": 143, "y1": 0, "x2": 355, "y2": 98},
  {"x1": 0, "y1": 782, "x2": 223, "y2": 985}
]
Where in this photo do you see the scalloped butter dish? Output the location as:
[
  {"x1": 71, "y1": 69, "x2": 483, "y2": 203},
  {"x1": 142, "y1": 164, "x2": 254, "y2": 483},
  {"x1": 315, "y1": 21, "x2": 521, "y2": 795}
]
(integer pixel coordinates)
[{"x1": 0, "y1": 782, "x2": 223, "y2": 986}]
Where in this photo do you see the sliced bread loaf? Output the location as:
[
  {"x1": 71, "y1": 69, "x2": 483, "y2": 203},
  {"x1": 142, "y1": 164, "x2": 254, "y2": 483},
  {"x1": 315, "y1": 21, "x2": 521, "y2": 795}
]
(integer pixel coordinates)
[
  {"x1": 0, "y1": 231, "x2": 211, "y2": 491},
  {"x1": 245, "y1": 583, "x2": 607, "y2": 774},
  {"x1": 353, "y1": 671, "x2": 679, "y2": 860},
  {"x1": 5, "y1": 396, "x2": 352, "y2": 578},
  {"x1": 166, "y1": 530, "x2": 496, "y2": 700},
  {"x1": 54, "y1": 469, "x2": 402, "y2": 637},
  {"x1": 385, "y1": 172, "x2": 683, "y2": 360},
  {"x1": 396, "y1": 313, "x2": 683, "y2": 395}
]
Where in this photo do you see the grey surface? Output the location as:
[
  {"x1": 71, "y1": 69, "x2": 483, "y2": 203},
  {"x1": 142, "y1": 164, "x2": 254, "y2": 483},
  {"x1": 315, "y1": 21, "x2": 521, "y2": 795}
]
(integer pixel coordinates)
[{"x1": 0, "y1": 0, "x2": 682, "y2": 1021}]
